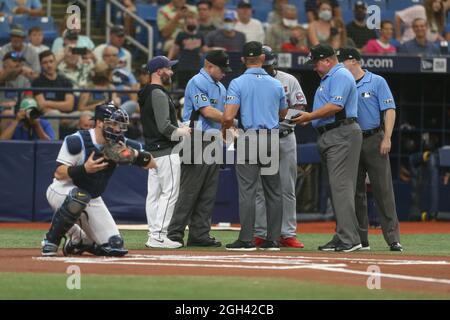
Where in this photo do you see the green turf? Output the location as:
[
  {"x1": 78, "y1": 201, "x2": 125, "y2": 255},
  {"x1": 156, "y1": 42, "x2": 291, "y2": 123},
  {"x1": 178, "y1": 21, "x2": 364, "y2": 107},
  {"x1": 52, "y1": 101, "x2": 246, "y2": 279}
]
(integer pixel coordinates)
[
  {"x1": 1, "y1": 228, "x2": 450, "y2": 256},
  {"x1": 0, "y1": 272, "x2": 447, "y2": 300}
]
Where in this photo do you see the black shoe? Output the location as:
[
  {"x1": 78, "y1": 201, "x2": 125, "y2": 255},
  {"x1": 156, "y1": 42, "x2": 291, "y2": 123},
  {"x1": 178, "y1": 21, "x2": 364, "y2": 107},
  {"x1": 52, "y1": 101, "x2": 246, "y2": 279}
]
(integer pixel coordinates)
[
  {"x1": 225, "y1": 240, "x2": 256, "y2": 251},
  {"x1": 187, "y1": 237, "x2": 222, "y2": 247},
  {"x1": 335, "y1": 243, "x2": 362, "y2": 252},
  {"x1": 259, "y1": 240, "x2": 280, "y2": 251},
  {"x1": 390, "y1": 242, "x2": 403, "y2": 252},
  {"x1": 318, "y1": 239, "x2": 339, "y2": 251},
  {"x1": 360, "y1": 241, "x2": 371, "y2": 251}
]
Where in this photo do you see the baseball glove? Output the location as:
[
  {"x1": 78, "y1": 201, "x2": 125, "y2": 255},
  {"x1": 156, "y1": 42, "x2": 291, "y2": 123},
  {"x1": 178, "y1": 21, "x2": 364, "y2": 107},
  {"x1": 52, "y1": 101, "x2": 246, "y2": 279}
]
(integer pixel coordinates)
[{"x1": 103, "y1": 141, "x2": 136, "y2": 165}]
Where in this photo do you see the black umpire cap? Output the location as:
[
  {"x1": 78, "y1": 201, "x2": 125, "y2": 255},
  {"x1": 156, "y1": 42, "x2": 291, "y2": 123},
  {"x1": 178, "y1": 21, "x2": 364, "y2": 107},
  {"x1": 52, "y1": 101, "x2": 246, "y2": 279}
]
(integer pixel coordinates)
[
  {"x1": 306, "y1": 44, "x2": 336, "y2": 64},
  {"x1": 337, "y1": 47, "x2": 362, "y2": 62},
  {"x1": 243, "y1": 41, "x2": 263, "y2": 57},
  {"x1": 205, "y1": 50, "x2": 232, "y2": 72}
]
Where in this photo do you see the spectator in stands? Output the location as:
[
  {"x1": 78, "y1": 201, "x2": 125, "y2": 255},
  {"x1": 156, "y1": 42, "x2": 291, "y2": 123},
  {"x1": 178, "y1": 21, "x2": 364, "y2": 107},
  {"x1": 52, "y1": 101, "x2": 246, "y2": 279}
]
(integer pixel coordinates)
[
  {"x1": 0, "y1": 24, "x2": 40, "y2": 80},
  {"x1": 28, "y1": 26, "x2": 49, "y2": 54},
  {"x1": 205, "y1": 11, "x2": 246, "y2": 52},
  {"x1": 281, "y1": 25, "x2": 309, "y2": 53},
  {"x1": 102, "y1": 46, "x2": 139, "y2": 116},
  {"x1": 123, "y1": 0, "x2": 136, "y2": 36},
  {"x1": 0, "y1": 97, "x2": 54, "y2": 141},
  {"x1": 330, "y1": 18, "x2": 356, "y2": 49},
  {"x1": 267, "y1": 0, "x2": 288, "y2": 25},
  {"x1": 57, "y1": 44, "x2": 94, "y2": 98},
  {"x1": 0, "y1": 52, "x2": 31, "y2": 109},
  {"x1": 157, "y1": 0, "x2": 198, "y2": 53},
  {"x1": 210, "y1": 0, "x2": 227, "y2": 27},
  {"x1": 345, "y1": 1, "x2": 376, "y2": 49},
  {"x1": 363, "y1": 20, "x2": 397, "y2": 54},
  {"x1": 399, "y1": 18, "x2": 440, "y2": 55},
  {"x1": 78, "y1": 62, "x2": 120, "y2": 112},
  {"x1": 0, "y1": 0, "x2": 45, "y2": 17},
  {"x1": 197, "y1": 0, "x2": 216, "y2": 36},
  {"x1": 235, "y1": 0, "x2": 265, "y2": 43},
  {"x1": 307, "y1": 1, "x2": 333, "y2": 46},
  {"x1": 137, "y1": 63, "x2": 150, "y2": 88},
  {"x1": 305, "y1": 0, "x2": 341, "y2": 23},
  {"x1": 266, "y1": 4, "x2": 298, "y2": 52},
  {"x1": 395, "y1": 0, "x2": 446, "y2": 43},
  {"x1": 445, "y1": 23, "x2": 450, "y2": 43},
  {"x1": 51, "y1": 15, "x2": 95, "y2": 53},
  {"x1": 168, "y1": 11, "x2": 206, "y2": 89},
  {"x1": 77, "y1": 111, "x2": 93, "y2": 130},
  {"x1": 32, "y1": 50, "x2": 76, "y2": 139},
  {"x1": 94, "y1": 25, "x2": 132, "y2": 71}
]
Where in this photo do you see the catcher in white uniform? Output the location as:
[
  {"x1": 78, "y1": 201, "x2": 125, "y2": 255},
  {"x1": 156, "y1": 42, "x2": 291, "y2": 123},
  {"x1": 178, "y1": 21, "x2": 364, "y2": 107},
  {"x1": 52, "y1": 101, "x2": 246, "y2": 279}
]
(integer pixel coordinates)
[{"x1": 41, "y1": 103, "x2": 156, "y2": 257}]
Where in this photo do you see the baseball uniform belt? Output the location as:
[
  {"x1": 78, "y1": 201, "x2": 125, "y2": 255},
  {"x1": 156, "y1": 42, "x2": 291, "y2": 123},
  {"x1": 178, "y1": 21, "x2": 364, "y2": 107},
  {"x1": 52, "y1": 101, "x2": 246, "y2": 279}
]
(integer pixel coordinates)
[
  {"x1": 279, "y1": 128, "x2": 294, "y2": 138},
  {"x1": 362, "y1": 127, "x2": 381, "y2": 138},
  {"x1": 316, "y1": 117, "x2": 357, "y2": 135}
]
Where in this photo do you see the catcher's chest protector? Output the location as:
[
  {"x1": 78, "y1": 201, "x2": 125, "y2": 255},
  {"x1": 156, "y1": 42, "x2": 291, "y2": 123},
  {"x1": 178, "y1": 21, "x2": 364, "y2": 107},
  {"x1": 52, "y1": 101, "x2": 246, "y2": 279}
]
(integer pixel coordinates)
[{"x1": 71, "y1": 130, "x2": 116, "y2": 198}]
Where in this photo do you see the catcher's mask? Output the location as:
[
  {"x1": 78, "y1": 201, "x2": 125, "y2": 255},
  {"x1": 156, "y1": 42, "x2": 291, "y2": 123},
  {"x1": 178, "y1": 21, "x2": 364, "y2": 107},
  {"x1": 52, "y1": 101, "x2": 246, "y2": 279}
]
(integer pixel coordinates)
[{"x1": 95, "y1": 103, "x2": 129, "y2": 142}]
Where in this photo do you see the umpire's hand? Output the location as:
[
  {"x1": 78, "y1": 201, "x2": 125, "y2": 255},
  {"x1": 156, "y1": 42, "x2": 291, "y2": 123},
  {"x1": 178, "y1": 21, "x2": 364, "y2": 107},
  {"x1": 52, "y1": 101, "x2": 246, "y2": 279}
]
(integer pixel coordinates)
[{"x1": 290, "y1": 111, "x2": 311, "y2": 126}]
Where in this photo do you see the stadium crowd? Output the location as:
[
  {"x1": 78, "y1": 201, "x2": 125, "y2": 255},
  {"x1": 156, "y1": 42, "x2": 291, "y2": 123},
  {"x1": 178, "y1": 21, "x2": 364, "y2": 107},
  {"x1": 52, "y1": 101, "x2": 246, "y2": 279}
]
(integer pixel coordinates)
[{"x1": 0, "y1": 0, "x2": 449, "y2": 141}]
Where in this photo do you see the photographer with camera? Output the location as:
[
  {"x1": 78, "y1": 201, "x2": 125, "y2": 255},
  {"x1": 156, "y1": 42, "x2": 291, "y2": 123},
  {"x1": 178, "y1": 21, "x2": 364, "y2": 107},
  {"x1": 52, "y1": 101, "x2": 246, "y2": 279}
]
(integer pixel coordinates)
[{"x1": 0, "y1": 97, "x2": 54, "y2": 140}]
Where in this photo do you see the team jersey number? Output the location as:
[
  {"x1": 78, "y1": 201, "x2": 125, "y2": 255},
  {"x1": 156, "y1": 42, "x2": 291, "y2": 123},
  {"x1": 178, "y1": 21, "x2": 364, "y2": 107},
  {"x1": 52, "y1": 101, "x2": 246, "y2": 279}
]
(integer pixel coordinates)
[{"x1": 194, "y1": 94, "x2": 208, "y2": 104}]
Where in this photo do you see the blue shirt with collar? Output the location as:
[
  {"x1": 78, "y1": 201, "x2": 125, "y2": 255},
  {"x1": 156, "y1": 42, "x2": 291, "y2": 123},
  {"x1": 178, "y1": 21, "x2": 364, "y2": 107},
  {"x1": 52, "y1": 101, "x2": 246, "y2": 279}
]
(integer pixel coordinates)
[
  {"x1": 356, "y1": 70, "x2": 396, "y2": 131},
  {"x1": 226, "y1": 67, "x2": 287, "y2": 130},
  {"x1": 183, "y1": 68, "x2": 226, "y2": 131},
  {"x1": 312, "y1": 63, "x2": 358, "y2": 128},
  {"x1": 399, "y1": 39, "x2": 440, "y2": 56},
  {"x1": 11, "y1": 119, "x2": 55, "y2": 140}
]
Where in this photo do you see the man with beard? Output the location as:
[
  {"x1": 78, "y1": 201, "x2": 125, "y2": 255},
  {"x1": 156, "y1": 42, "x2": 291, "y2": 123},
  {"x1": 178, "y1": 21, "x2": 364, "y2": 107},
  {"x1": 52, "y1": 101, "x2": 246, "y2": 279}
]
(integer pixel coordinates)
[{"x1": 138, "y1": 56, "x2": 192, "y2": 249}]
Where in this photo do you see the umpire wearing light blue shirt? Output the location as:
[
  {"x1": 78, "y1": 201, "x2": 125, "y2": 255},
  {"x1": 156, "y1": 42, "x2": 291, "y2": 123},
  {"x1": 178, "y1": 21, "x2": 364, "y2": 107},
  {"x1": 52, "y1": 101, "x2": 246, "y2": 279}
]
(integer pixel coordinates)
[
  {"x1": 167, "y1": 50, "x2": 231, "y2": 247},
  {"x1": 338, "y1": 47, "x2": 402, "y2": 252},
  {"x1": 223, "y1": 41, "x2": 288, "y2": 251},
  {"x1": 292, "y1": 44, "x2": 362, "y2": 252}
]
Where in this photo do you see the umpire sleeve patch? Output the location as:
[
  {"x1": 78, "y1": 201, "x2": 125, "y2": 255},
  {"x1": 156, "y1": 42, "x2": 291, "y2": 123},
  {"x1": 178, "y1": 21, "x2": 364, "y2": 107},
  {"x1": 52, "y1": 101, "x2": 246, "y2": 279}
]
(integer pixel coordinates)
[{"x1": 66, "y1": 135, "x2": 83, "y2": 155}]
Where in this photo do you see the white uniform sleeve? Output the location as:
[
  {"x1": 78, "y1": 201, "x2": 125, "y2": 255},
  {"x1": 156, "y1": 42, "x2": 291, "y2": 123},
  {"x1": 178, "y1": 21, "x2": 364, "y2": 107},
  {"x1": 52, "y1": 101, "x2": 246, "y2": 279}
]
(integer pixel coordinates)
[{"x1": 56, "y1": 135, "x2": 85, "y2": 167}]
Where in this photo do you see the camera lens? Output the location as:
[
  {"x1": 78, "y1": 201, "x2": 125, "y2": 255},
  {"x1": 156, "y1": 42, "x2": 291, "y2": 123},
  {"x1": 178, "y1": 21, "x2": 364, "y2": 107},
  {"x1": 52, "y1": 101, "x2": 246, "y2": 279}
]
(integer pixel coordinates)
[{"x1": 26, "y1": 107, "x2": 41, "y2": 120}]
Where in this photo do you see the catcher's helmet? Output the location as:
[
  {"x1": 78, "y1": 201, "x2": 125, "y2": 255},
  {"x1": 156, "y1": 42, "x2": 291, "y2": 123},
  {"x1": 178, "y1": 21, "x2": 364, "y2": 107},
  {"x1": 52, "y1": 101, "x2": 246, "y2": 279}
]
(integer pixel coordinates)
[
  {"x1": 96, "y1": 102, "x2": 129, "y2": 142},
  {"x1": 94, "y1": 102, "x2": 117, "y2": 122},
  {"x1": 262, "y1": 45, "x2": 277, "y2": 66}
]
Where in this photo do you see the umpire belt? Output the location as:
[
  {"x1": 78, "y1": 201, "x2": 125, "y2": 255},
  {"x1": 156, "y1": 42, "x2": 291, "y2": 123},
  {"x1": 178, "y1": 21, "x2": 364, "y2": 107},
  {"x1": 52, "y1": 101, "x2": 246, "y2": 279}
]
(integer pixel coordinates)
[
  {"x1": 362, "y1": 127, "x2": 381, "y2": 138},
  {"x1": 316, "y1": 118, "x2": 357, "y2": 135},
  {"x1": 280, "y1": 128, "x2": 294, "y2": 138}
]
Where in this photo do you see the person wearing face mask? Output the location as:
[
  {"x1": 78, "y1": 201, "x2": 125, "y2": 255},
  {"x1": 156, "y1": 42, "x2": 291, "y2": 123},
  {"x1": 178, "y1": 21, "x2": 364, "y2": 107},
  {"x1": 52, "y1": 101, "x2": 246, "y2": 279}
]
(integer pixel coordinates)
[
  {"x1": 291, "y1": 44, "x2": 363, "y2": 253},
  {"x1": 305, "y1": 0, "x2": 341, "y2": 23},
  {"x1": 205, "y1": 11, "x2": 246, "y2": 53},
  {"x1": 307, "y1": 0, "x2": 334, "y2": 46},
  {"x1": 266, "y1": 4, "x2": 299, "y2": 52},
  {"x1": 168, "y1": 11, "x2": 207, "y2": 89},
  {"x1": 345, "y1": 1, "x2": 376, "y2": 49},
  {"x1": 138, "y1": 56, "x2": 192, "y2": 249}
]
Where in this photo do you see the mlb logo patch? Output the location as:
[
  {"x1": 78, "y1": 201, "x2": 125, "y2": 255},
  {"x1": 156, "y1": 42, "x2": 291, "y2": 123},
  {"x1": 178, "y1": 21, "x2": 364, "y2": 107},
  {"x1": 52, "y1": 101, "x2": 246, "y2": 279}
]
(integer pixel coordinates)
[
  {"x1": 362, "y1": 92, "x2": 371, "y2": 98},
  {"x1": 333, "y1": 96, "x2": 343, "y2": 101},
  {"x1": 384, "y1": 98, "x2": 394, "y2": 104},
  {"x1": 296, "y1": 92, "x2": 305, "y2": 102}
]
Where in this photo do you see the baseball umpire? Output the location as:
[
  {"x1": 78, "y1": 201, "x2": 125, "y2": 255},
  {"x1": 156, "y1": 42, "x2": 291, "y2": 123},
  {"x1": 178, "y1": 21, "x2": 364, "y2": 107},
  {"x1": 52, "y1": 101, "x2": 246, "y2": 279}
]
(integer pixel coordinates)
[
  {"x1": 41, "y1": 103, "x2": 156, "y2": 256},
  {"x1": 338, "y1": 47, "x2": 403, "y2": 252},
  {"x1": 167, "y1": 50, "x2": 231, "y2": 247},
  {"x1": 254, "y1": 45, "x2": 307, "y2": 249},
  {"x1": 223, "y1": 41, "x2": 287, "y2": 251},
  {"x1": 292, "y1": 44, "x2": 362, "y2": 252}
]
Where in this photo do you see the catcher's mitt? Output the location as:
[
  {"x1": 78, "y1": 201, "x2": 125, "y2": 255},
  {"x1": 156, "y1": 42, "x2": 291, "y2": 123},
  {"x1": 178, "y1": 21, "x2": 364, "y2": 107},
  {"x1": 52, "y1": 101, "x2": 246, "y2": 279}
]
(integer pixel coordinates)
[{"x1": 103, "y1": 141, "x2": 136, "y2": 165}]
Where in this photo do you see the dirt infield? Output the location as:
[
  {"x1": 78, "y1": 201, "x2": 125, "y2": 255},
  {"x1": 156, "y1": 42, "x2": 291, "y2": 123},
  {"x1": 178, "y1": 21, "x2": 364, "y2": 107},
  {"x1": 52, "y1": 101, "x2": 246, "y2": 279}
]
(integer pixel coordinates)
[
  {"x1": 1, "y1": 249, "x2": 450, "y2": 296},
  {"x1": 1, "y1": 221, "x2": 450, "y2": 234}
]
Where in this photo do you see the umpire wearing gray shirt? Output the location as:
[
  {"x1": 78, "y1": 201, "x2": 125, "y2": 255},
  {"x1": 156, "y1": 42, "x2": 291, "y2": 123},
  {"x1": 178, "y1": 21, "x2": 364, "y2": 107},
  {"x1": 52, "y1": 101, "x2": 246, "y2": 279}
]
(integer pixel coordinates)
[
  {"x1": 138, "y1": 56, "x2": 191, "y2": 249},
  {"x1": 339, "y1": 47, "x2": 403, "y2": 252},
  {"x1": 292, "y1": 44, "x2": 362, "y2": 253}
]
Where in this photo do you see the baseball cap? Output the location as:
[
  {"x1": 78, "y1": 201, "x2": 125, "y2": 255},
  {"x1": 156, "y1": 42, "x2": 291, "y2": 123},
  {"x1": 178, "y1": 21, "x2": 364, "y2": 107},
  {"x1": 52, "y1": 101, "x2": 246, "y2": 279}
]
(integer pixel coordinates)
[
  {"x1": 243, "y1": 41, "x2": 262, "y2": 57},
  {"x1": 262, "y1": 45, "x2": 277, "y2": 66},
  {"x1": 146, "y1": 56, "x2": 178, "y2": 74},
  {"x1": 305, "y1": 44, "x2": 335, "y2": 64},
  {"x1": 2, "y1": 51, "x2": 25, "y2": 62},
  {"x1": 354, "y1": 0, "x2": 367, "y2": 10},
  {"x1": 224, "y1": 11, "x2": 236, "y2": 21},
  {"x1": 20, "y1": 98, "x2": 38, "y2": 110},
  {"x1": 63, "y1": 29, "x2": 79, "y2": 41},
  {"x1": 205, "y1": 50, "x2": 232, "y2": 72},
  {"x1": 336, "y1": 47, "x2": 362, "y2": 62},
  {"x1": 110, "y1": 25, "x2": 125, "y2": 37},
  {"x1": 237, "y1": 0, "x2": 252, "y2": 9},
  {"x1": 10, "y1": 24, "x2": 26, "y2": 38}
]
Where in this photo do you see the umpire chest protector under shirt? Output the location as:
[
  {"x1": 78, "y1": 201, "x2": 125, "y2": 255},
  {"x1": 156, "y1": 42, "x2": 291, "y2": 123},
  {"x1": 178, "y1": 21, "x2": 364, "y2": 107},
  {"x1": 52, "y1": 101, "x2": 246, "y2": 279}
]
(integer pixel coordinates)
[{"x1": 312, "y1": 63, "x2": 358, "y2": 128}]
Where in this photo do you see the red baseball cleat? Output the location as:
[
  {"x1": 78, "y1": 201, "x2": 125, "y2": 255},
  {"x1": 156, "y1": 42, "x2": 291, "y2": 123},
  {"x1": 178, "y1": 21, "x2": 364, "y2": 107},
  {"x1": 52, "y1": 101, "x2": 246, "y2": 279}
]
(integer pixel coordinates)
[
  {"x1": 280, "y1": 237, "x2": 304, "y2": 248},
  {"x1": 254, "y1": 236, "x2": 265, "y2": 247}
]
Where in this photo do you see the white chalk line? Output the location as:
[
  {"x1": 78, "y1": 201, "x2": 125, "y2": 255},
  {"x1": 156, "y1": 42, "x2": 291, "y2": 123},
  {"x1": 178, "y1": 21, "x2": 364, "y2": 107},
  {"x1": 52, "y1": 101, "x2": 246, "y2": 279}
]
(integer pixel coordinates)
[{"x1": 33, "y1": 254, "x2": 450, "y2": 286}]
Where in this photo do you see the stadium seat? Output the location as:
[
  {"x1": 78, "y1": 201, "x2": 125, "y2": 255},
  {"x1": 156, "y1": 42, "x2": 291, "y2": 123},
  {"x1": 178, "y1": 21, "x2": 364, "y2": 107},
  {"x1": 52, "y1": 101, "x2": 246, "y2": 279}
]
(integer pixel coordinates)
[
  {"x1": 387, "y1": 0, "x2": 422, "y2": 11},
  {"x1": 0, "y1": 17, "x2": 10, "y2": 45},
  {"x1": 252, "y1": 0, "x2": 273, "y2": 22},
  {"x1": 136, "y1": 3, "x2": 159, "y2": 22}
]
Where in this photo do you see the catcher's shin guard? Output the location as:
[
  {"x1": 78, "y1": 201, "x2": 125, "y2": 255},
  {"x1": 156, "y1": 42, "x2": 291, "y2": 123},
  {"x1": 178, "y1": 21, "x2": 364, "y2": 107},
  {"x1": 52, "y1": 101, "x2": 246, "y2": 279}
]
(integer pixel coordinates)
[
  {"x1": 45, "y1": 188, "x2": 91, "y2": 247},
  {"x1": 92, "y1": 235, "x2": 128, "y2": 257}
]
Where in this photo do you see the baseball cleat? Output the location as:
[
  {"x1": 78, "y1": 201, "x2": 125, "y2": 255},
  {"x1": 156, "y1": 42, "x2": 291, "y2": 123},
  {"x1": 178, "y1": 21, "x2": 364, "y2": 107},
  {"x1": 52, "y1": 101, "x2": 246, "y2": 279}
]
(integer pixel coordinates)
[
  {"x1": 280, "y1": 237, "x2": 304, "y2": 248},
  {"x1": 258, "y1": 240, "x2": 281, "y2": 251},
  {"x1": 253, "y1": 236, "x2": 265, "y2": 247},
  {"x1": 41, "y1": 239, "x2": 59, "y2": 256},
  {"x1": 335, "y1": 243, "x2": 362, "y2": 253},
  {"x1": 360, "y1": 242, "x2": 371, "y2": 251},
  {"x1": 390, "y1": 242, "x2": 403, "y2": 252},
  {"x1": 318, "y1": 239, "x2": 339, "y2": 251},
  {"x1": 145, "y1": 236, "x2": 183, "y2": 249},
  {"x1": 225, "y1": 240, "x2": 257, "y2": 251}
]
